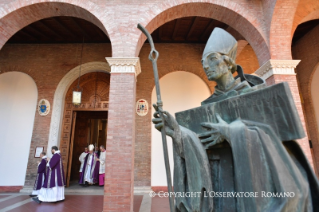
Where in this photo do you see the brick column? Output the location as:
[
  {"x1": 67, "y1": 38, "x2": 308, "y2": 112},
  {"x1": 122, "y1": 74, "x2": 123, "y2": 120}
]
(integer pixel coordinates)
[
  {"x1": 104, "y1": 57, "x2": 141, "y2": 212},
  {"x1": 255, "y1": 59, "x2": 314, "y2": 168}
]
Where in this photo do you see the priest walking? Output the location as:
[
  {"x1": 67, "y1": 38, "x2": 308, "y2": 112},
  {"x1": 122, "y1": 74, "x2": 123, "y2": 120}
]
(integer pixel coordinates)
[
  {"x1": 79, "y1": 144, "x2": 98, "y2": 186},
  {"x1": 30, "y1": 152, "x2": 47, "y2": 197},
  {"x1": 32, "y1": 146, "x2": 65, "y2": 203}
]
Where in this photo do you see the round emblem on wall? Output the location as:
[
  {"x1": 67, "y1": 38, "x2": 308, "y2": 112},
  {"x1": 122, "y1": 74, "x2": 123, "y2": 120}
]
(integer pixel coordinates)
[
  {"x1": 38, "y1": 99, "x2": 50, "y2": 116},
  {"x1": 136, "y1": 99, "x2": 149, "y2": 116}
]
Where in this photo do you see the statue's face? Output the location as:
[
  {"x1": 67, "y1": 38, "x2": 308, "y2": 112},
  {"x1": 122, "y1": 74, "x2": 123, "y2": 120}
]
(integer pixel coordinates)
[{"x1": 201, "y1": 52, "x2": 229, "y2": 81}]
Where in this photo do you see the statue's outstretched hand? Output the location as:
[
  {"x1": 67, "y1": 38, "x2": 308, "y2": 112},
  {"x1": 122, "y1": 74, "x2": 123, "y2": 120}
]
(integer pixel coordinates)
[
  {"x1": 198, "y1": 114, "x2": 230, "y2": 148},
  {"x1": 152, "y1": 104, "x2": 180, "y2": 139}
]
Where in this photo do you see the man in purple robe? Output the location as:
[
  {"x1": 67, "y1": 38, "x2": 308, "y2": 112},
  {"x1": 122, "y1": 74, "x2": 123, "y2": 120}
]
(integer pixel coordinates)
[
  {"x1": 79, "y1": 144, "x2": 98, "y2": 186},
  {"x1": 29, "y1": 152, "x2": 47, "y2": 197},
  {"x1": 32, "y1": 146, "x2": 65, "y2": 203}
]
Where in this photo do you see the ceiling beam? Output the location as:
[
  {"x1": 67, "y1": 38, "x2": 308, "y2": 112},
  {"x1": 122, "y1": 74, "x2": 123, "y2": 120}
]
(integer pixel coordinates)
[
  {"x1": 200, "y1": 19, "x2": 216, "y2": 41},
  {"x1": 36, "y1": 20, "x2": 64, "y2": 39},
  {"x1": 172, "y1": 19, "x2": 182, "y2": 40},
  {"x1": 70, "y1": 18, "x2": 91, "y2": 39},
  {"x1": 26, "y1": 25, "x2": 49, "y2": 40},
  {"x1": 20, "y1": 29, "x2": 41, "y2": 40},
  {"x1": 186, "y1": 17, "x2": 200, "y2": 40},
  {"x1": 94, "y1": 27, "x2": 108, "y2": 41},
  {"x1": 52, "y1": 18, "x2": 78, "y2": 39}
]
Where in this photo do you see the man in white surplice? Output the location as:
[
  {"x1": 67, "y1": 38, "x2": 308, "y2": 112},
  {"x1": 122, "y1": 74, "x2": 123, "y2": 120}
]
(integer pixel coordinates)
[{"x1": 79, "y1": 147, "x2": 88, "y2": 180}]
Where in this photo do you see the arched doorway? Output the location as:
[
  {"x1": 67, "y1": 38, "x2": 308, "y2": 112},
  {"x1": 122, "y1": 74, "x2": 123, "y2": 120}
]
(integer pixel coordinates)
[{"x1": 60, "y1": 71, "x2": 110, "y2": 186}]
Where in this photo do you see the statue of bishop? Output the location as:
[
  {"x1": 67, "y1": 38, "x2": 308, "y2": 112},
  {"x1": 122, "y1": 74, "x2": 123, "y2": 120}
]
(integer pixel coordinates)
[{"x1": 153, "y1": 28, "x2": 319, "y2": 212}]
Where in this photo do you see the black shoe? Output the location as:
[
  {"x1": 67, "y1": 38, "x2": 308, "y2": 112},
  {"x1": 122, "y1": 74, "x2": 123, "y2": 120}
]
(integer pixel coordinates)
[
  {"x1": 29, "y1": 194, "x2": 37, "y2": 197},
  {"x1": 32, "y1": 197, "x2": 42, "y2": 204}
]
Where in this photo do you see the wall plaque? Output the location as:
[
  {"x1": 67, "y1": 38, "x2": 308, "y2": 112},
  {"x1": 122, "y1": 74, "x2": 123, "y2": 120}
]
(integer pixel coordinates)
[
  {"x1": 34, "y1": 146, "x2": 44, "y2": 158},
  {"x1": 38, "y1": 99, "x2": 50, "y2": 116},
  {"x1": 136, "y1": 99, "x2": 148, "y2": 116}
]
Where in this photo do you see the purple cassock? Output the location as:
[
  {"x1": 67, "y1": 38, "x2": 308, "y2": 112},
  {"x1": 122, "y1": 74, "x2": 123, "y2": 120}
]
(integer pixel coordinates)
[
  {"x1": 32, "y1": 157, "x2": 47, "y2": 194},
  {"x1": 42, "y1": 152, "x2": 65, "y2": 188},
  {"x1": 79, "y1": 152, "x2": 99, "y2": 184},
  {"x1": 93, "y1": 152, "x2": 100, "y2": 184}
]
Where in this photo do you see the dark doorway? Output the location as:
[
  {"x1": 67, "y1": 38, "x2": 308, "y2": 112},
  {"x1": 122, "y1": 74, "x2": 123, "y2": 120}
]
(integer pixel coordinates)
[{"x1": 68, "y1": 111, "x2": 108, "y2": 185}]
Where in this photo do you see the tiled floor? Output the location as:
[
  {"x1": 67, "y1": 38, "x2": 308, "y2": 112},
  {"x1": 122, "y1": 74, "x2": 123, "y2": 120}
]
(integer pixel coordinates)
[
  {"x1": 151, "y1": 197, "x2": 169, "y2": 212},
  {"x1": 0, "y1": 196, "x2": 10, "y2": 199},
  {"x1": 0, "y1": 193, "x2": 170, "y2": 212},
  {"x1": 0, "y1": 196, "x2": 30, "y2": 209}
]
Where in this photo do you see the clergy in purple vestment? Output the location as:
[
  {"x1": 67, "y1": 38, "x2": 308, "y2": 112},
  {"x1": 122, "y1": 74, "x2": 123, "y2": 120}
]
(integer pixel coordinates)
[
  {"x1": 32, "y1": 146, "x2": 65, "y2": 204},
  {"x1": 79, "y1": 144, "x2": 99, "y2": 186},
  {"x1": 30, "y1": 152, "x2": 47, "y2": 197}
]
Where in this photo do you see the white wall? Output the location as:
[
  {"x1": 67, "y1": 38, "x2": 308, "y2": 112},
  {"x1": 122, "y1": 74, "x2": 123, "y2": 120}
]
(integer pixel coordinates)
[
  {"x1": 151, "y1": 71, "x2": 211, "y2": 186},
  {"x1": 312, "y1": 66, "x2": 319, "y2": 131},
  {"x1": 0, "y1": 72, "x2": 37, "y2": 186}
]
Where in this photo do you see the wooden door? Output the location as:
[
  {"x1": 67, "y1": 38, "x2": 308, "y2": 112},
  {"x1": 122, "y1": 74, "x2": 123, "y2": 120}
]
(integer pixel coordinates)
[
  {"x1": 70, "y1": 112, "x2": 91, "y2": 181},
  {"x1": 66, "y1": 111, "x2": 77, "y2": 187}
]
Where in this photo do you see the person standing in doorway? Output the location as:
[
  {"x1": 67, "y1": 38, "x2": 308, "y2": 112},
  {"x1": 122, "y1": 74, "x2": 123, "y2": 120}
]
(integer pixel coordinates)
[
  {"x1": 30, "y1": 152, "x2": 47, "y2": 197},
  {"x1": 79, "y1": 147, "x2": 88, "y2": 180},
  {"x1": 32, "y1": 146, "x2": 65, "y2": 204},
  {"x1": 96, "y1": 145, "x2": 106, "y2": 186},
  {"x1": 79, "y1": 144, "x2": 98, "y2": 186}
]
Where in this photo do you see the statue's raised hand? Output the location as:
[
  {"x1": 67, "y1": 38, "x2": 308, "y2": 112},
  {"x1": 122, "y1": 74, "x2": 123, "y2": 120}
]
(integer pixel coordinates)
[
  {"x1": 198, "y1": 114, "x2": 230, "y2": 148},
  {"x1": 152, "y1": 104, "x2": 180, "y2": 140}
]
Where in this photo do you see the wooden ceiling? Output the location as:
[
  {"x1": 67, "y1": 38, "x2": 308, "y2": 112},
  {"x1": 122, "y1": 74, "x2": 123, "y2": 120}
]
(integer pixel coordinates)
[
  {"x1": 7, "y1": 16, "x2": 237, "y2": 44},
  {"x1": 151, "y1": 17, "x2": 231, "y2": 43},
  {"x1": 7, "y1": 15, "x2": 319, "y2": 45},
  {"x1": 292, "y1": 19, "x2": 319, "y2": 46},
  {"x1": 8, "y1": 17, "x2": 110, "y2": 43}
]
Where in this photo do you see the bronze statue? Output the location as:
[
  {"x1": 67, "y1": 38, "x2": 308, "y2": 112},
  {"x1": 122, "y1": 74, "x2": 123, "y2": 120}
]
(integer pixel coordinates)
[{"x1": 152, "y1": 28, "x2": 319, "y2": 212}]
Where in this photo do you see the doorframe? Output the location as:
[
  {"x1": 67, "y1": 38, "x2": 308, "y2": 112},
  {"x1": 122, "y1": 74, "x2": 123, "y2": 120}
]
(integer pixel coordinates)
[{"x1": 60, "y1": 106, "x2": 109, "y2": 186}]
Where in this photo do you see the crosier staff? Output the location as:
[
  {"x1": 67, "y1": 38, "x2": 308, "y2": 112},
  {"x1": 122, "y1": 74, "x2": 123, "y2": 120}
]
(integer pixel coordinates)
[{"x1": 137, "y1": 23, "x2": 175, "y2": 212}]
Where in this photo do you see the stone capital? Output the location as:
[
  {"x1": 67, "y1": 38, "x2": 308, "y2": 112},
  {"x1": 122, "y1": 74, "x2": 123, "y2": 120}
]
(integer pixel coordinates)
[
  {"x1": 105, "y1": 57, "x2": 141, "y2": 76},
  {"x1": 255, "y1": 59, "x2": 301, "y2": 80}
]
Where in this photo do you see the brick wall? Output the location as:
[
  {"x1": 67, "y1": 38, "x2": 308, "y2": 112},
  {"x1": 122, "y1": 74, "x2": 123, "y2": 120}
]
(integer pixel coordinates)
[
  {"x1": 236, "y1": 44, "x2": 259, "y2": 74},
  {"x1": 0, "y1": 43, "x2": 112, "y2": 186}
]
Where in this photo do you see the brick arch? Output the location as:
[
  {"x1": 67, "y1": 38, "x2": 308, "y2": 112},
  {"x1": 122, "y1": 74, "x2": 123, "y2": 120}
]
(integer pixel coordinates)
[
  {"x1": 302, "y1": 63, "x2": 319, "y2": 174},
  {"x1": 269, "y1": 0, "x2": 299, "y2": 60},
  {"x1": 292, "y1": 0, "x2": 319, "y2": 30},
  {"x1": 270, "y1": 0, "x2": 319, "y2": 61},
  {"x1": 47, "y1": 61, "x2": 110, "y2": 155},
  {"x1": 134, "y1": 1, "x2": 270, "y2": 65},
  {"x1": 0, "y1": 1, "x2": 113, "y2": 53}
]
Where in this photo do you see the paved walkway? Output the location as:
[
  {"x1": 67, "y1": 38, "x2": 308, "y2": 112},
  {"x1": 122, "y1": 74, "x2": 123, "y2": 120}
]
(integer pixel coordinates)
[{"x1": 0, "y1": 192, "x2": 169, "y2": 212}]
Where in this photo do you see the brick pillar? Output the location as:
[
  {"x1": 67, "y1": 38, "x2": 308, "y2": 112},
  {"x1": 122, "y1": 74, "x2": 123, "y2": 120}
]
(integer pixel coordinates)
[
  {"x1": 104, "y1": 57, "x2": 141, "y2": 212},
  {"x1": 255, "y1": 60, "x2": 314, "y2": 169}
]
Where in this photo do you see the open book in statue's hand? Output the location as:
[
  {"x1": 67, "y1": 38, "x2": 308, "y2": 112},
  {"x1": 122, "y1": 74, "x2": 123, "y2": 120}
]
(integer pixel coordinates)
[{"x1": 198, "y1": 114, "x2": 230, "y2": 149}]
